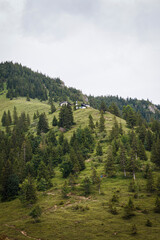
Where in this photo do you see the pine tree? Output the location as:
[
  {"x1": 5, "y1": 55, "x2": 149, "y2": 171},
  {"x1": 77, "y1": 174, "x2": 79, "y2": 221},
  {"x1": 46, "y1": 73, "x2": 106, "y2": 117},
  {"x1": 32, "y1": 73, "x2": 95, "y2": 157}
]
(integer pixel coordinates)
[
  {"x1": 52, "y1": 116, "x2": 58, "y2": 126},
  {"x1": 123, "y1": 198, "x2": 135, "y2": 219},
  {"x1": 145, "y1": 130, "x2": 153, "y2": 151},
  {"x1": 19, "y1": 176, "x2": 37, "y2": 205},
  {"x1": 104, "y1": 145, "x2": 116, "y2": 177},
  {"x1": 37, "y1": 113, "x2": 49, "y2": 135},
  {"x1": 146, "y1": 170, "x2": 155, "y2": 192},
  {"x1": 137, "y1": 139, "x2": 147, "y2": 160},
  {"x1": 50, "y1": 101, "x2": 56, "y2": 114},
  {"x1": 99, "y1": 100, "x2": 107, "y2": 113},
  {"x1": 88, "y1": 114, "x2": 95, "y2": 130},
  {"x1": 81, "y1": 177, "x2": 91, "y2": 196},
  {"x1": 96, "y1": 142, "x2": 103, "y2": 156},
  {"x1": 151, "y1": 138, "x2": 160, "y2": 167},
  {"x1": 13, "y1": 106, "x2": 18, "y2": 124},
  {"x1": 29, "y1": 205, "x2": 42, "y2": 223},
  {"x1": 1, "y1": 111, "x2": 7, "y2": 126},
  {"x1": 61, "y1": 180, "x2": 69, "y2": 198},
  {"x1": 7, "y1": 110, "x2": 12, "y2": 125},
  {"x1": 119, "y1": 143, "x2": 127, "y2": 177}
]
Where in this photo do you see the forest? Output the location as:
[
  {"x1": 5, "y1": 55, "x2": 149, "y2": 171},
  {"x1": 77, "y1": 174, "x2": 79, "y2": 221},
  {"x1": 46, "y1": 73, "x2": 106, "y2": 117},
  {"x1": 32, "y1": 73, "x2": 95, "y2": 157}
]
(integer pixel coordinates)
[{"x1": 0, "y1": 62, "x2": 160, "y2": 240}]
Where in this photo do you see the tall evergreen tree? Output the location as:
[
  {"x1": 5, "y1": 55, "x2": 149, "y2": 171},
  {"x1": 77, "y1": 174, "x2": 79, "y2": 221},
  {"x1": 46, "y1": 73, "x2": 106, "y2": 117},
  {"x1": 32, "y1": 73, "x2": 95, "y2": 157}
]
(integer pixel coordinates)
[
  {"x1": 37, "y1": 113, "x2": 49, "y2": 135},
  {"x1": 99, "y1": 111, "x2": 105, "y2": 132},
  {"x1": 88, "y1": 114, "x2": 95, "y2": 130}
]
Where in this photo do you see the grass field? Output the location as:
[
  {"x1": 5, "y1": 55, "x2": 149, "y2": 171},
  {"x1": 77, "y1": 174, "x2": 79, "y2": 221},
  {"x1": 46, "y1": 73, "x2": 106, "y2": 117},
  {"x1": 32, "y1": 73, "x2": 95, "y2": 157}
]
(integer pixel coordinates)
[
  {"x1": 0, "y1": 166, "x2": 160, "y2": 240},
  {"x1": 0, "y1": 93, "x2": 160, "y2": 240}
]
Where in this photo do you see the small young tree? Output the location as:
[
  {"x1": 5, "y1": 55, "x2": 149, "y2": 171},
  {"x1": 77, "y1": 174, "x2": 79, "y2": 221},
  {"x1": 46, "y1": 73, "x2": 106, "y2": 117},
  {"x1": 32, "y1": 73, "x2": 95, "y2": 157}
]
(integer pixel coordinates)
[
  {"x1": 29, "y1": 205, "x2": 42, "y2": 223},
  {"x1": 52, "y1": 116, "x2": 58, "y2": 126},
  {"x1": 19, "y1": 176, "x2": 37, "y2": 205},
  {"x1": 88, "y1": 114, "x2": 95, "y2": 130},
  {"x1": 146, "y1": 170, "x2": 155, "y2": 193},
  {"x1": 81, "y1": 177, "x2": 91, "y2": 196},
  {"x1": 61, "y1": 180, "x2": 69, "y2": 198},
  {"x1": 123, "y1": 198, "x2": 135, "y2": 219},
  {"x1": 37, "y1": 113, "x2": 49, "y2": 135},
  {"x1": 104, "y1": 145, "x2": 116, "y2": 177}
]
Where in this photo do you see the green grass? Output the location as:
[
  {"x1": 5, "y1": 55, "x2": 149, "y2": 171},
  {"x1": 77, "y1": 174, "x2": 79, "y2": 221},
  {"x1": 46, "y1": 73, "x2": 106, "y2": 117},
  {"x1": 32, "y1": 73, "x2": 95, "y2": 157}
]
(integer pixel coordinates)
[
  {"x1": 0, "y1": 168, "x2": 160, "y2": 240},
  {"x1": 0, "y1": 93, "x2": 160, "y2": 240}
]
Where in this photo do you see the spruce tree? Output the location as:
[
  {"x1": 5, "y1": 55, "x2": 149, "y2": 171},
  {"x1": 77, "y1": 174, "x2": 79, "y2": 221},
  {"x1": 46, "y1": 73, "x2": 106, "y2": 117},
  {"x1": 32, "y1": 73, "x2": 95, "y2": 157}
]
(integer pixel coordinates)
[
  {"x1": 37, "y1": 113, "x2": 49, "y2": 135},
  {"x1": 19, "y1": 176, "x2": 37, "y2": 205},
  {"x1": 105, "y1": 145, "x2": 116, "y2": 177},
  {"x1": 88, "y1": 114, "x2": 95, "y2": 130},
  {"x1": 52, "y1": 116, "x2": 58, "y2": 126}
]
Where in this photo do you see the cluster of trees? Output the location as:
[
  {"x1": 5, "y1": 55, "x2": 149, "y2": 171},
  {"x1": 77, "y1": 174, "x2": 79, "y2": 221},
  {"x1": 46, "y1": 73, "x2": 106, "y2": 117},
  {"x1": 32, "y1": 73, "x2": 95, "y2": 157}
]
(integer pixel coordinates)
[
  {"x1": 0, "y1": 61, "x2": 85, "y2": 102},
  {"x1": 88, "y1": 95, "x2": 160, "y2": 122}
]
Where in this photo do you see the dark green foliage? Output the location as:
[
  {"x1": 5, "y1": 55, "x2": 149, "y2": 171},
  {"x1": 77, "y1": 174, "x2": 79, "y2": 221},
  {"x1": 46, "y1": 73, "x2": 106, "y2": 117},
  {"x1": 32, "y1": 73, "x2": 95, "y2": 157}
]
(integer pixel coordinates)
[
  {"x1": 109, "y1": 202, "x2": 118, "y2": 215},
  {"x1": 50, "y1": 101, "x2": 56, "y2": 114},
  {"x1": 29, "y1": 205, "x2": 42, "y2": 222},
  {"x1": 128, "y1": 179, "x2": 138, "y2": 192},
  {"x1": 111, "y1": 193, "x2": 119, "y2": 203},
  {"x1": 1, "y1": 111, "x2": 12, "y2": 126},
  {"x1": 145, "y1": 219, "x2": 152, "y2": 227},
  {"x1": 37, "y1": 113, "x2": 49, "y2": 134},
  {"x1": 151, "y1": 138, "x2": 160, "y2": 167},
  {"x1": 88, "y1": 114, "x2": 95, "y2": 130},
  {"x1": 52, "y1": 116, "x2": 58, "y2": 126},
  {"x1": 109, "y1": 117, "x2": 121, "y2": 141},
  {"x1": 108, "y1": 102, "x2": 120, "y2": 117},
  {"x1": 88, "y1": 95, "x2": 159, "y2": 122},
  {"x1": 123, "y1": 105, "x2": 137, "y2": 128},
  {"x1": 60, "y1": 155, "x2": 73, "y2": 178},
  {"x1": 96, "y1": 142, "x2": 103, "y2": 156},
  {"x1": 145, "y1": 130, "x2": 153, "y2": 151},
  {"x1": 137, "y1": 139, "x2": 148, "y2": 160},
  {"x1": 58, "y1": 104, "x2": 74, "y2": 129},
  {"x1": 19, "y1": 176, "x2": 37, "y2": 205},
  {"x1": 68, "y1": 174, "x2": 76, "y2": 190},
  {"x1": 47, "y1": 129, "x2": 57, "y2": 146},
  {"x1": 61, "y1": 181, "x2": 69, "y2": 198},
  {"x1": 118, "y1": 143, "x2": 127, "y2": 177},
  {"x1": 144, "y1": 163, "x2": 152, "y2": 179},
  {"x1": 99, "y1": 100, "x2": 107, "y2": 113},
  {"x1": 156, "y1": 176, "x2": 160, "y2": 196},
  {"x1": 13, "y1": 106, "x2": 18, "y2": 125},
  {"x1": 123, "y1": 198, "x2": 135, "y2": 219},
  {"x1": 104, "y1": 145, "x2": 116, "y2": 177},
  {"x1": 26, "y1": 94, "x2": 30, "y2": 101},
  {"x1": 146, "y1": 170, "x2": 155, "y2": 192},
  {"x1": 81, "y1": 177, "x2": 91, "y2": 196}
]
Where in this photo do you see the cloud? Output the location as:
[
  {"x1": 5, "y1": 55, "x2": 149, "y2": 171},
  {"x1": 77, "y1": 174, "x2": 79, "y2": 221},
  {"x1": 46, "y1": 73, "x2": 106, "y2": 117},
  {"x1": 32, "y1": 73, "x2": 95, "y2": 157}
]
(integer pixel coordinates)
[{"x1": 0, "y1": 0, "x2": 160, "y2": 104}]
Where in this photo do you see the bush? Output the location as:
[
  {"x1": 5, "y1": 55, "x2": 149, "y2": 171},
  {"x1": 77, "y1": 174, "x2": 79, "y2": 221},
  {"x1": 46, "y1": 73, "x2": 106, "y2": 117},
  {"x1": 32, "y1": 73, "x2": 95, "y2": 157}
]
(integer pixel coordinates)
[
  {"x1": 29, "y1": 205, "x2": 42, "y2": 222},
  {"x1": 145, "y1": 219, "x2": 152, "y2": 227}
]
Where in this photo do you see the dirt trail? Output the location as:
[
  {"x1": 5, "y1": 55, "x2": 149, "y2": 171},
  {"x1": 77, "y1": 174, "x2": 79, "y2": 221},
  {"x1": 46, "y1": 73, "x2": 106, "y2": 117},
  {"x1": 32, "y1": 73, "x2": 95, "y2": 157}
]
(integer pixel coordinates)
[{"x1": 4, "y1": 224, "x2": 41, "y2": 240}]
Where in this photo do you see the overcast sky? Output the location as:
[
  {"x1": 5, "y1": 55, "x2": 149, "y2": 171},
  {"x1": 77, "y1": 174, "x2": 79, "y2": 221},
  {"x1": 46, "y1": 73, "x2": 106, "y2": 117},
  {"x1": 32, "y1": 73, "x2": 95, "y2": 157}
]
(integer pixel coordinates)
[{"x1": 0, "y1": 0, "x2": 160, "y2": 104}]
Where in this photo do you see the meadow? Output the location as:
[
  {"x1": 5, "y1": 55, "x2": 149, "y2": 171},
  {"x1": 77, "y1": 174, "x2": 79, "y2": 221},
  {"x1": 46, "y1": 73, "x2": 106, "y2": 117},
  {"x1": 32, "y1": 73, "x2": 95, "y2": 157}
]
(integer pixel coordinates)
[{"x1": 0, "y1": 94, "x2": 160, "y2": 240}]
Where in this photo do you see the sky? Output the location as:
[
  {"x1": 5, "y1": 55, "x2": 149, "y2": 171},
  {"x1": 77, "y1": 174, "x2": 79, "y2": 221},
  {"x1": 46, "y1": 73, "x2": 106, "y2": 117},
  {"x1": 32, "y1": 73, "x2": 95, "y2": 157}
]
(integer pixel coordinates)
[{"x1": 0, "y1": 0, "x2": 160, "y2": 104}]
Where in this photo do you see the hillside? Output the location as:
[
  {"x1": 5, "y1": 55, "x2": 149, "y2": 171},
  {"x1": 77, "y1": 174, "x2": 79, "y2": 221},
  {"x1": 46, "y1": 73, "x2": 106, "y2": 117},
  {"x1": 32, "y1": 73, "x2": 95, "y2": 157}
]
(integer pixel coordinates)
[
  {"x1": 0, "y1": 61, "x2": 160, "y2": 122},
  {"x1": 0, "y1": 62, "x2": 160, "y2": 240},
  {"x1": 0, "y1": 61, "x2": 86, "y2": 103}
]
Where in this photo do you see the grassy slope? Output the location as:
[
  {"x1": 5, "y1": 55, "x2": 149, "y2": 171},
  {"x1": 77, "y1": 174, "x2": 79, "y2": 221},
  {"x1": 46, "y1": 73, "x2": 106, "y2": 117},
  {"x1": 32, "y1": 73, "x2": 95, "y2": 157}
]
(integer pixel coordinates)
[{"x1": 0, "y1": 94, "x2": 160, "y2": 240}]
